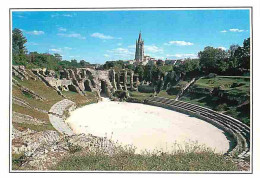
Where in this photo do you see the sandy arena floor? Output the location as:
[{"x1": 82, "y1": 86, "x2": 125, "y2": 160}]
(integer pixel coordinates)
[{"x1": 66, "y1": 98, "x2": 230, "y2": 154}]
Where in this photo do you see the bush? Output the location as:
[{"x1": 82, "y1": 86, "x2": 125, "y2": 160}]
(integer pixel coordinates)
[
  {"x1": 113, "y1": 90, "x2": 129, "y2": 99},
  {"x1": 207, "y1": 73, "x2": 217, "y2": 79},
  {"x1": 138, "y1": 85, "x2": 155, "y2": 93},
  {"x1": 166, "y1": 86, "x2": 181, "y2": 95},
  {"x1": 215, "y1": 103, "x2": 228, "y2": 111}
]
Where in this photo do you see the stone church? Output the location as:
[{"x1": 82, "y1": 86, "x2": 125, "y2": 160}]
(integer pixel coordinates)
[
  {"x1": 134, "y1": 32, "x2": 153, "y2": 65},
  {"x1": 135, "y1": 32, "x2": 144, "y2": 63}
]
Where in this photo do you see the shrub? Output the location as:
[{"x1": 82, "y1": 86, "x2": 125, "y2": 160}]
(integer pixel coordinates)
[
  {"x1": 166, "y1": 86, "x2": 181, "y2": 95},
  {"x1": 207, "y1": 73, "x2": 217, "y2": 79},
  {"x1": 215, "y1": 103, "x2": 228, "y2": 111},
  {"x1": 138, "y1": 85, "x2": 155, "y2": 93}
]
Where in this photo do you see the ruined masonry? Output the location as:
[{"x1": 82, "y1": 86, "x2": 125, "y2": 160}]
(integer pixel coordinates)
[{"x1": 27, "y1": 67, "x2": 140, "y2": 98}]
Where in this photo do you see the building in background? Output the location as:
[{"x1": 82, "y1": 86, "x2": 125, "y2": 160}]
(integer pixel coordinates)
[{"x1": 135, "y1": 32, "x2": 144, "y2": 63}]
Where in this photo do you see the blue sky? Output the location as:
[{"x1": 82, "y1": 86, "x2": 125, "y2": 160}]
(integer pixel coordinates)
[{"x1": 12, "y1": 9, "x2": 250, "y2": 64}]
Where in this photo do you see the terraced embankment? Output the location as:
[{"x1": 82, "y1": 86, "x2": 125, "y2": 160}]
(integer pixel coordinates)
[{"x1": 145, "y1": 96, "x2": 250, "y2": 159}]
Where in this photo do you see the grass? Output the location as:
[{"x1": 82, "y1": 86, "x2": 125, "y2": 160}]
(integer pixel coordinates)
[
  {"x1": 180, "y1": 76, "x2": 250, "y2": 125},
  {"x1": 129, "y1": 91, "x2": 153, "y2": 102},
  {"x1": 157, "y1": 90, "x2": 176, "y2": 100},
  {"x1": 180, "y1": 93, "x2": 250, "y2": 125},
  {"x1": 62, "y1": 91, "x2": 98, "y2": 107},
  {"x1": 129, "y1": 90, "x2": 177, "y2": 102},
  {"x1": 12, "y1": 81, "x2": 63, "y2": 111},
  {"x1": 12, "y1": 153, "x2": 26, "y2": 170},
  {"x1": 194, "y1": 76, "x2": 250, "y2": 95},
  {"x1": 53, "y1": 146, "x2": 238, "y2": 171},
  {"x1": 13, "y1": 122, "x2": 56, "y2": 132},
  {"x1": 12, "y1": 103, "x2": 49, "y2": 121}
]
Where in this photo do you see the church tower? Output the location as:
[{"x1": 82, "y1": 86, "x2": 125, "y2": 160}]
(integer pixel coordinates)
[{"x1": 135, "y1": 32, "x2": 144, "y2": 63}]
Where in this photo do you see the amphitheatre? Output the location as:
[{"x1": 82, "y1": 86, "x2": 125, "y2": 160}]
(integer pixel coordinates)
[{"x1": 12, "y1": 64, "x2": 251, "y2": 171}]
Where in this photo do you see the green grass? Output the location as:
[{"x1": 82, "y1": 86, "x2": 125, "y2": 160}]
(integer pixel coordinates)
[
  {"x1": 180, "y1": 76, "x2": 250, "y2": 125},
  {"x1": 12, "y1": 103, "x2": 49, "y2": 121},
  {"x1": 12, "y1": 153, "x2": 26, "y2": 170},
  {"x1": 62, "y1": 91, "x2": 98, "y2": 107},
  {"x1": 180, "y1": 93, "x2": 250, "y2": 125},
  {"x1": 12, "y1": 81, "x2": 63, "y2": 111},
  {"x1": 129, "y1": 91, "x2": 153, "y2": 102},
  {"x1": 158, "y1": 65, "x2": 173, "y2": 73},
  {"x1": 195, "y1": 76, "x2": 250, "y2": 95},
  {"x1": 157, "y1": 90, "x2": 176, "y2": 100},
  {"x1": 54, "y1": 149, "x2": 238, "y2": 171},
  {"x1": 13, "y1": 122, "x2": 56, "y2": 132}
]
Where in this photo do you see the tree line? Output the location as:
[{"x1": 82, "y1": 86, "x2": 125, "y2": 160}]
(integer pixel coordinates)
[{"x1": 12, "y1": 28, "x2": 250, "y2": 78}]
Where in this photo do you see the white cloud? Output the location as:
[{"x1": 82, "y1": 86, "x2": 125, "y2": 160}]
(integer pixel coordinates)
[
  {"x1": 91, "y1": 32, "x2": 121, "y2": 40},
  {"x1": 91, "y1": 33, "x2": 114, "y2": 40},
  {"x1": 25, "y1": 30, "x2": 44, "y2": 35},
  {"x1": 128, "y1": 45, "x2": 136, "y2": 49},
  {"x1": 164, "y1": 41, "x2": 194, "y2": 46},
  {"x1": 57, "y1": 33, "x2": 86, "y2": 40},
  {"x1": 69, "y1": 55, "x2": 80, "y2": 58},
  {"x1": 229, "y1": 28, "x2": 244, "y2": 32},
  {"x1": 49, "y1": 48, "x2": 62, "y2": 53},
  {"x1": 64, "y1": 47, "x2": 72, "y2": 50},
  {"x1": 58, "y1": 27, "x2": 67, "y2": 32},
  {"x1": 107, "y1": 48, "x2": 134, "y2": 57},
  {"x1": 166, "y1": 53, "x2": 198, "y2": 59},
  {"x1": 103, "y1": 54, "x2": 110, "y2": 57},
  {"x1": 145, "y1": 45, "x2": 163, "y2": 53},
  {"x1": 49, "y1": 47, "x2": 72, "y2": 53},
  {"x1": 217, "y1": 46, "x2": 227, "y2": 50},
  {"x1": 220, "y1": 30, "x2": 227, "y2": 33}
]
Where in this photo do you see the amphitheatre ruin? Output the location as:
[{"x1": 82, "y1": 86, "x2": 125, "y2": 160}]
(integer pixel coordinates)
[{"x1": 12, "y1": 64, "x2": 250, "y2": 170}]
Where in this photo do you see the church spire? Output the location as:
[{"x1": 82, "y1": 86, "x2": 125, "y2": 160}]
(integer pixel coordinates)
[
  {"x1": 135, "y1": 31, "x2": 144, "y2": 62},
  {"x1": 138, "y1": 31, "x2": 142, "y2": 42}
]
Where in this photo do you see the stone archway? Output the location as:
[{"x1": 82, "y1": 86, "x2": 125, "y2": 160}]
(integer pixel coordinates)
[{"x1": 100, "y1": 80, "x2": 108, "y2": 97}]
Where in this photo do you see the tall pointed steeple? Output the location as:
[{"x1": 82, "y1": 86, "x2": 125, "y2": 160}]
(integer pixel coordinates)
[
  {"x1": 135, "y1": 32, "x2": 144, "y2": 63},
  {"x1": 138, "y1": 31, "x2": 142, "y2": 42}
]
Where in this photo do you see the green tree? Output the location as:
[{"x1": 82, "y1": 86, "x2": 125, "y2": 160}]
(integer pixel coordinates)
[
  {"x1": 80, "y1": 60, "x2": 90, "y2": 67},
  {"x1": 12, "y1": 28, "x2": 29, "y2": 65},
  {"x1": 198, "y1": 46, "x2": 228, "y2": 74},
  {"x1": 134, "y1": 65, "x2": 145, "y2": 81},
  {"x1": 126, "y1": 64, "x2": 135, "y2": 71},
  {"x1": 12, "y1": 28, "x2": 27, "y2": 55}
]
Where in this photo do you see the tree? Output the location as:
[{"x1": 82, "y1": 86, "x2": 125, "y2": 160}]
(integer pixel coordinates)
[
  {"x1": 80, "y1": 60, "x2": 90, "y2": 67},
  {"x1": 12, "y1": 28, "x2": 27, "y2": 55},
  {"x1": 12, "y1": 28, "x2": 29, "y2": 65},
  {"x1": 198, "y1": 46, "x2": 228, "y2": 74},
  {"x1": 134, "y1": 65, "x2": 145, "y2": 81},
  {"x1": 54, "y1": 53, "x2": 62, "y2": 61},
  {"x1": 228, "y1": 45, "x2": 240, "y2": 70},
  {"x1": 156, "y1": 59, "x2": 164, "y2": 66},
  {"x1": 71, "y1": 59, "x2": 79, "y2": 68},
  {"x1": 241, "y1": 38, "x2": 250, "y2": 69},
  {"x1": 232, "y1": 38, "x2": 250, "y2": 70},
  {"x1": 125, "y1": 64, "x2": 135, "y2": 71}
]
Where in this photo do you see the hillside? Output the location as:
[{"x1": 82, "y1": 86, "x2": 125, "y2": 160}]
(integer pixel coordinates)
[{"x1": 180, "y1": 76, "x2": 250, "y2": 125}]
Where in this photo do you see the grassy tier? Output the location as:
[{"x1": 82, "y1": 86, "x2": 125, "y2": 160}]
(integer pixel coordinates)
[
  {"x1": 180, "y1": 76, "x2": 250, "y2": 125},
  {"x1": 54, "y1": 148, "x2": 238, "y2": 171}
]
